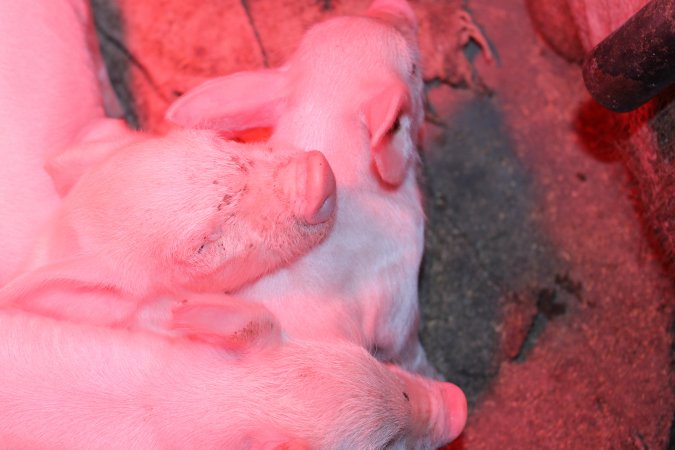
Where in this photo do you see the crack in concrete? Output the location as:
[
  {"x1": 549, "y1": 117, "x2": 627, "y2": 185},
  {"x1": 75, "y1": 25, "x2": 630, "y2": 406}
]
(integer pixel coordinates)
[
  {"x1": 512, "y1": 285, "x2": 570, "y2": 362},
  {"x1": 422, "y1": 80, "x2": 493, "y2": 127},
  {"x1": 422, "y1": 85, "x2": 449, "y2": 128},
  {"x1": 240, "y1": 0, "x2": 269, "y2": 67},
  {"x1": 512, "y1": 309, "x2": 545, "y2": 362},
  {"x1": 426, "y1": 75, "x2": 493, "y2": 96},
  {"x1": 95, "y1": 23, "x2": 170, "y2": 103},
  {"x1": 317, "y1": 0, "x2": 333, "y2": 11}
]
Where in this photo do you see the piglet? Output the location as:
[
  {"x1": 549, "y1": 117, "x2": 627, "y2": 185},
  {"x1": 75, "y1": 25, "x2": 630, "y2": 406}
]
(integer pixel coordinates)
[
  {"x1": 0, "y1": 0, "x2": 116, "y2": 285},
  {"x1": 167, "y1": 0, "x2": 435, "y2": 376},
  {"x1": 0, "y1": 129, "x2": 336, "y2": 329},
  {"x1": 0, "y1": 301, "x2": 466, "y2": 449}
]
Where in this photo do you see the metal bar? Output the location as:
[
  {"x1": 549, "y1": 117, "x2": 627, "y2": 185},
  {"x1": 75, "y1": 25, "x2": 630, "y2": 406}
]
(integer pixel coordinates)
[{"x1": 582, "y1": 0, "x2": 675, "y2": 112}]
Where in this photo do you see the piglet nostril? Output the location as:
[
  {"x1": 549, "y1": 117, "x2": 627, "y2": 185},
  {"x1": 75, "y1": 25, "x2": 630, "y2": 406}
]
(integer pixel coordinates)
[{"x1": 298, "y1": 150, "x2": 336, "y2": 225}]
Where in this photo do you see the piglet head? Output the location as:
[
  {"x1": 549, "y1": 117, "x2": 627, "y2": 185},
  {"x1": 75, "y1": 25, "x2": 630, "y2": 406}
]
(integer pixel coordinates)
[
  {"x1": 233, "y1": 341, "x2": 467, "y2": 449},
  {"x1": 387, "y1": 364, "x2": 468, "y2": 448},
  {"x1": 173, "y1": 135, "x2": 337, "y2": 292},
  {"x1": 139, "y1": 300, "x2": 464, "y2": 448},
  {"x1": 165, "y1": 0, "x2": 425, "y2": 188},
  {"x1": 42, "y1": 129, "x2": 335, "y2": 296}
]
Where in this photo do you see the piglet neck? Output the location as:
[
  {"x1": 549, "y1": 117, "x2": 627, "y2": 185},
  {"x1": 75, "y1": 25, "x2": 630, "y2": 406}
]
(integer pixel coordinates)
[{"x1": 147, "y1": 346, "x2": 281, "y2": 447}]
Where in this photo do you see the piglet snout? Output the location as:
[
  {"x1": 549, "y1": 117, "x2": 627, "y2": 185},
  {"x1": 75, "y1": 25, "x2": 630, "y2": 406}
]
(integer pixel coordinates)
[
  {"x1": 280, "y1": 150, "x2": 336, "y2": 225},
  {"x1": 302, "y1": 151, "x2": 337, "y2": 224},
  {"x1": 440, "y1": 382, "x2": 468, "y2": 442},
  {"x1": 393, "y1": 365, "x2": 468, "y2": 445}
]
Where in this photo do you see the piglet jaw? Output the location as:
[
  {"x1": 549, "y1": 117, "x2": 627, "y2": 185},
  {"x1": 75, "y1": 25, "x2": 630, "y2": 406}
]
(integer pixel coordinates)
[{"x1": 276, "y1": 150, "x2": 336, "y2": 225}]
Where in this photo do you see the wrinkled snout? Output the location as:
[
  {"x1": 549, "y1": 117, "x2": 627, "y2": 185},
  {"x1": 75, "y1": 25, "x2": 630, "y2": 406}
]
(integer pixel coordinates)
[
  {"x1": 439, "y1": 382, "x2": 468, "y2": 442},
  {"x1": 278, "y1": 150, "x2": 336, "y2": 225},
  {"x1": 393, "y1": 366, "x2": 468, "y2": 445}
]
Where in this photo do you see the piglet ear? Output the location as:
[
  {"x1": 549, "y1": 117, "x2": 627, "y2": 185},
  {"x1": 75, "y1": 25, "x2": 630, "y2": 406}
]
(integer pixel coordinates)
[
  {"x1": 364, "y1": 78, "x2": 412, "y2": 186},
  {"x1": 171, "y1": 296, "x2": 281, "y2": 353},
  {"x1": 165, "y1": 68, "x2": 289, "y2": 132},
  {"x1": 0, "y1": 258, "x2": 127, "y2": 324},
  {"x1": 46, "y1": 118, "x2": 140, "y2": 196}
]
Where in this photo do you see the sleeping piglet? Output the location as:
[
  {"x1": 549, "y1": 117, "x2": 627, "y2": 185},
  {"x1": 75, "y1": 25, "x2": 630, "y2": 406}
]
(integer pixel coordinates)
[
  {"x1": 165, "y1": 2, "x2": 470, "y2": 443},
  {"x1": 0, "y1": 300, "x2": 465, "y2": 449},
  {"x1": 0, "y1": 129, "x2": 336, "y2": 329},
  {"x1": 0, "y1": 0, "x2": 467, "y2": 446},
  {"x1": 167, "y1": 0, "x2": 436, "y2": 376}
]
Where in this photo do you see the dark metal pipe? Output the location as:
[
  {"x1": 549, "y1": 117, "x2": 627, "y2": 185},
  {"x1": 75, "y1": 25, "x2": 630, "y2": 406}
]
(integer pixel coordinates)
[{"x1": 582, "y1": 0, "x2": 675, "y2": 112}]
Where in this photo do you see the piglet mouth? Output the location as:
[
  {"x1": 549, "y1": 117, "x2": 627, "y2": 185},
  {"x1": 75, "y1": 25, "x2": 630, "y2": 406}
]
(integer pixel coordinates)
[{"x1": 277, "y1": 150, "x2": 337, "y2": 225}]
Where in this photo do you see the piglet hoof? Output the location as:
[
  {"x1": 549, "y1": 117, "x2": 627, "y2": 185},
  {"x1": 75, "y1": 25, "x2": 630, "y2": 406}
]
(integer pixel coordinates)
[{"x1": 279, "y1": 150, "x2": 336, "y2": 225}]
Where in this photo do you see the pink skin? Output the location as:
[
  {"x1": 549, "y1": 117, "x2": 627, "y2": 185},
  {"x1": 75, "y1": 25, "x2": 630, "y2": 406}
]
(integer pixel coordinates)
[
  {"x1": 0, "y1": 0, "x2": 110, "y2": 286},
  {"x1": 167, "y1": 0, "x2": 427, "y2": 369},
  {"x1": 1, "y1": 129, "x2": 336, "y2": 328},
  {"x1": 167, "y1": 0, "x2": 467, "y2": 445},
  {"x1": 0, "y1": 304, "x2": 465, "y2": 449},
  {"x1": 0, "y1": 0, "x2": 462, "y2": 445}
]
